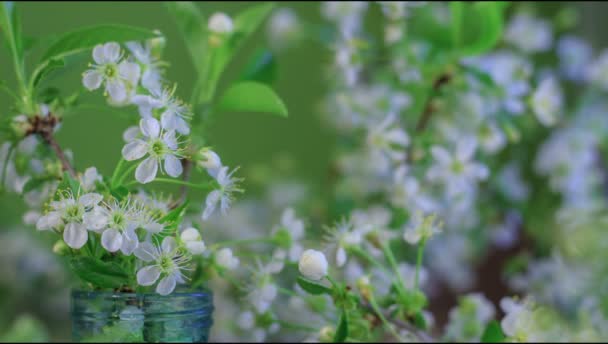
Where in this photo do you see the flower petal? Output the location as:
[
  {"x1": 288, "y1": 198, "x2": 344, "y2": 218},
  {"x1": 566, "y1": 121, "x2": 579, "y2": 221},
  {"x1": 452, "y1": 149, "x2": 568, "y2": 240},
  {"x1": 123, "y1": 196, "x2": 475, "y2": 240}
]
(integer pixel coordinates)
[
  {"x1": 79, "y1": 193, "x2": 103, "y2": 207},
  {"x1": 120, "y1": 234, "x2": 139, "y2": 255},
  {"x1": 83, "y1": 206, "x2": 108, "y2": 231},
  {"x1": 135, "y1": 157, "x2": 158, "y2": 184},
  {"x1": 119, "y1": 61, "x2": 141, "y2": 86},
  {"x1": 156, "y1": 275, "x2": 177, "y2": 295},
  {"x1": 82, "y1": 70, "x2": 103, "y2": 90},
  {"x1": 122, "y1": 139, "x2": 147, "y2": 161},
  {"x1": 106, "y1": 80, "x2": 127, "y2": 103},
  {"x1": 137, "y1": 265, "x2": 161, "y2": 286},
  {"x1": 202, "y1": 190, "x2": 220, "y2": 220},
  {"x1": 92, "y1": 44, "x2": 106, "y2": 64},
  {"x1": 101, "y1": 229, "x2": 123, "y2": 252},
  {"x1": 134, "y1": 242, "x2": 157, "y2": 262},
  {"x1": 64, "y1": 222, "x2": 88, "y2": 249},
  {"x1": 161, "y1": 236, "x2": 177, "y2": 253},
  {"x1": 164, "y1": 154, "x2": 183, "y2": 178},
  {"x1": 103, "y1": 42, "x2": 121, "y2": 63},
  {"x1": 140, "y1": 117, "x2": 160, "y2": 139}
]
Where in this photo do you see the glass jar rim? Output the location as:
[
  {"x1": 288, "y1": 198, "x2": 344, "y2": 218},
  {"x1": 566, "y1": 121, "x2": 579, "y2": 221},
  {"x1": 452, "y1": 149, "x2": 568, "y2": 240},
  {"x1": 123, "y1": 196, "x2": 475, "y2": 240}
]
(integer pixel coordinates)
[{"x1": 71, "y1": 288, "x2": 212, "y2": 298}]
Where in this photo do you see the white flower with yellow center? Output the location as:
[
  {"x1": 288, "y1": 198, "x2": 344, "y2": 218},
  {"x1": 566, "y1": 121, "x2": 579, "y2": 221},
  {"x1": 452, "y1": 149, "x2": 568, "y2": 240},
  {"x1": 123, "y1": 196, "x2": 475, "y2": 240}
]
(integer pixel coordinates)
[
  {"x1": 135, "y1": 237, "x2": 190, "y2": 295},
  {"x1": 36, "y1": 191, "x2": 103, "y2": 249},
  {"x1": 121, "y1": 117, "x2": 183, "y2": 184},
  {"x1": 82, "y1": 42, "x2": 141, "y2": 103}
]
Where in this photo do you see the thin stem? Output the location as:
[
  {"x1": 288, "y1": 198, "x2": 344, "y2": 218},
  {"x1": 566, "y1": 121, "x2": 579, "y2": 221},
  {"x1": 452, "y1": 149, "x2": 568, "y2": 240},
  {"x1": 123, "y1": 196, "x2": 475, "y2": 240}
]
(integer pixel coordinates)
[
  {"x1": 414, "y1": 239, "x2": 426, "y2": 291},
  {"x1": 110, "y1": 157, "x2": 125, "y2": 188},
  {"x1": 276, "y1": 320, "x2": 319, "y2": 333},
  {"x1": 117, "y1": 163, "x2": 138, "y2": 186},
  {"x1": 381, "y1": 242, "x2": 407, "y2": 294},
  {"x1": 40, "y1": 132, "x2": 76, "y2": 178},
  {"x1": 178, "y1": 158, "x2": 192, "y2": 203},
  {"x1": 277, "y1": 286, "x2": 299, "y2": 298},
  {"x1": 126, "y1": 177, "x2": 212, "y2": 190},
  {"x1": 349, "y1": 246, "x2": 390, "y2": 274},
  {"x1": 325, "y1": 275, "x2": 339, "y2": 289},
  {"x1": 368, "y1": 293, "x2": 405, "y2": 342}
]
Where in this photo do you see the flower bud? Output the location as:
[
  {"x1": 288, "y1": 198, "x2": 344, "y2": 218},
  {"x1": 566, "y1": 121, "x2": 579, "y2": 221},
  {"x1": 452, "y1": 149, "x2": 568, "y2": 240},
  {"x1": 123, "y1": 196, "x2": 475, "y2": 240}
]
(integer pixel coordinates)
[
  {"x1": 216, "y1": 247, "x2": 239, "y2": 270},
  {"x1": 208, "y1": 12, "x2": 234, "y2": 34},
  {"x1": 319, "y1": 326, "x2": 335, "y2": 342},
  {"x1": 180, "y1": 227, "x2": 206, "y2": 255},
  {"x1": 197, "y1": 148, "x2": 222, "y2": 171},
  {"x1": 298, "y1": 249, "x2": 328, "y2": 281},
  {"x1": 357, "y1": 275, "x2": 372, "y2": 301},
  {"x1": 53, "y1": 240, "x2": 69, "y2": 255}
]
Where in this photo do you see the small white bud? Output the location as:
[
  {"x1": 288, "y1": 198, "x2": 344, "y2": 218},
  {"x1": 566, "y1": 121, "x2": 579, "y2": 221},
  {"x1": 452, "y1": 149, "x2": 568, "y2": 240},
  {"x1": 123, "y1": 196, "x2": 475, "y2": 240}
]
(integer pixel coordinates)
[
  {"x1": 216, "y1": 247, "x2": 239, "y2": 270},
  {"x1": 198, "y1": 148, "x2": 222, "y2": 172},
  {"x1": 208, "y1": 12, "x2": 234, "y2": 34},
  {"x1": 298, "y1": 249, "x2": 328, "y2": 281},
  {"x1": 180, "y1": 227, "x2": 206, "y2": 255}
]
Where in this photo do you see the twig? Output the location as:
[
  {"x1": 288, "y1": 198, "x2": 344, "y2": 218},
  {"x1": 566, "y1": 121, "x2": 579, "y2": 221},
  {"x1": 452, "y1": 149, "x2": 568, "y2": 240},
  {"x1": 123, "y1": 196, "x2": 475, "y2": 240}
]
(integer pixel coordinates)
[
  {"x1": 26, "y1": 114, "x2": 77, "y2": 178},
  {"x1": 407, "y1": 73, "x2": 452, "y2": 163},
  {"x1": 179, "y1": 158, "x2": 192, "y2": 203}
]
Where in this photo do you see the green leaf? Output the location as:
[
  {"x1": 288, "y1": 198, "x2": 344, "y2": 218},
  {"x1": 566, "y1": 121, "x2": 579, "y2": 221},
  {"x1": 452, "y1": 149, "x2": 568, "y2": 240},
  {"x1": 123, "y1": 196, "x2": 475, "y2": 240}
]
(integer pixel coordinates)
[
  {"x1": 451, "y1": 2, "x2": 504, "y2": 56},
  {"x1": 31, "y1": 58, "x2": 64, "y2": 90},
  {"x1": 164, "y1": 1, "x2": 206, "y2": 71},
  {"x1": 216, "y1": 81, "x2": 287, "y2": 117},
  {"x1": 61, "y1": 171, "x2": 81, "y2": 194},
  {"x1": 481, "y1": 320, "x2": 506, "y2": 343},
  {"x1": 200, "y1": 3, "x2": 275, "y2": 104},
  {"x1": 40, "y1": 24, "x2": 160, "y2": 62},
  {"x1": 297, "y1": 276, "x2": 332, "y2": 295},
  {"x1": 239, "y1": 48, "x2": 277, "y2": 85},
  {"x1": 334, "y1": 311, "x2": 348, "y2": 342},
  {"x1": 70, "y1": 257, "x2": 130, "y2": 289},
  {"x1": 0, "y1": 2, "x2": 23, "y2": 61},
  {"x1": 160, "y1": 201, "x2": 189, "y2": 226}
]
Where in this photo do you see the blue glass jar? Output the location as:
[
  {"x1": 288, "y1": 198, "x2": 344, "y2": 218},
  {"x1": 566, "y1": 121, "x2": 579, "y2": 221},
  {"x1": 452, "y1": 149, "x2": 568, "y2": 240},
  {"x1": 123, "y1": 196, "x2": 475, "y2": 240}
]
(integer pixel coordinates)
[{"x1": 71, "y1": 289, "x2": 213, "y2": 343}]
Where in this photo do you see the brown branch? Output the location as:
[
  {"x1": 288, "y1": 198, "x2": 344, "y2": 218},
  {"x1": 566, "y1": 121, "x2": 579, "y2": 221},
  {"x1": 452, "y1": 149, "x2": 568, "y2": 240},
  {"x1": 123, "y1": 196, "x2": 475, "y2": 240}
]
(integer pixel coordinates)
[
  {"x1": 179, "y1": 158, "x2": 193, "y2": 203},
  {"x1": 407, "y1": 73, "x2": 452, "y2": 163},
  {"x1": 26, "y1": 114, "x2": 77, "y2": 178}
]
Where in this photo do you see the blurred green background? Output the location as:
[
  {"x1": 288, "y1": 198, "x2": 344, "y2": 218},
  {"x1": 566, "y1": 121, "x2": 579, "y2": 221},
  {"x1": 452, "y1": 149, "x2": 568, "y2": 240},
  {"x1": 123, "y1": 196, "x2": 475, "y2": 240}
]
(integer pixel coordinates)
[
  {"x1": 0, "y1": 1, "x2": 336, "y2": 225},
  {"x1": 1, "y1": 1, "x2": 608, "y2": 341}
]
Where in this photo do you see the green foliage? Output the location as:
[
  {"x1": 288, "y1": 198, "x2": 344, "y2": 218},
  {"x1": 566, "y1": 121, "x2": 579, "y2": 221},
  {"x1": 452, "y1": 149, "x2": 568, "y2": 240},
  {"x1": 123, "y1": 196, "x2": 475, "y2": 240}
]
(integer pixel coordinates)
[
  {"x1": 334, "y1": 311, "x2": 349, "y2": 342},
  {"x1": 239, "y1": 48, "x2": 278, "y2": 85},
  {"x1": 0, "y1": 1, "x2": 23, "y2": 66},
  {"x1": 481, "y1": 320, "x2": 506, "y2": 343},
  {"x1": 450, "y1": 2, "x2": 506, "y2": 56},
  {"x1": 164, "y1": 2, "x2": 207, "y2": 71},
  {"x1": 40, "y1": 24, "x2": 161, "y2": 62},
  {"x1": 30, "y1": 58, "x2": 65, "y2": 90},
  {"x1": 70, "y1": 256, "x2": 130, "y2": 289},
  {"x1": 0, "y1": 314, "x2": 49, "y2": 343},
  {"x1": 297, "y1": 276, "x2": 332, "y2": 295},
  {"x1": 216, "y1": 81, "x2": 288, "y2": 117},
  {"x1": 80, "y1": 323, "x2": 144, "y2": 343}
]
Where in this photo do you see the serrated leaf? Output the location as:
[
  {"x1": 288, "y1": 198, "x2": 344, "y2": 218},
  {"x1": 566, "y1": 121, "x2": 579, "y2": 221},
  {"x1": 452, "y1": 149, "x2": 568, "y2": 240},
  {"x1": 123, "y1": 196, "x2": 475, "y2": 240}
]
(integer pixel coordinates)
[
  {"x1": 334, "y1": 311, "x2": 348, "y2": 343},
  {"x1": 40, "y1": 24, "x2": 160, "y2": 62},
  {"x1": 297, "y1": 276, "x2": 332, "y2": 295},
  {"x1": 216, "y1": 81, "x2": 287, "y2": 117},
  {"x1": 70, "y1": 257, "x2": 129, "y2": 289},
  {"x1": 481, "y1": 320, "x2": 505, "y2": 343},
  {"x1": 240, "y1": 48, "x2": 277, "y2": 85}
]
